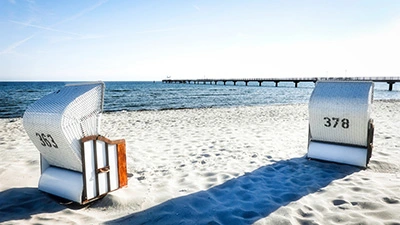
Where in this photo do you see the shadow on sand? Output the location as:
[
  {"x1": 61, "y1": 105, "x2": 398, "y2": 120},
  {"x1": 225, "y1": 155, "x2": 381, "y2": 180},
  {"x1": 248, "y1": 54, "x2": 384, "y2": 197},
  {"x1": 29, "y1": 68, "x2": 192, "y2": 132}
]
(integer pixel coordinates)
[
  {"x1": 0, "y1": 187, "x2": 89, "y2": 223},
  {"x1": 0, "y1": 187, "x2": 61, "y2": 223},
  {"x1": 105, "y1": 157, "x2": 360, "y2": 225}
]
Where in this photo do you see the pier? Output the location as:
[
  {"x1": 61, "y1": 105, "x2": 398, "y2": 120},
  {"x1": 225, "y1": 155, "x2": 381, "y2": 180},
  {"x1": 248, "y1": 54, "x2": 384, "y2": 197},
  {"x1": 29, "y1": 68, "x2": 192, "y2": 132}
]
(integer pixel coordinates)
[{"x1": 162, "y1": 77, "x2": 400, "y2": 91}]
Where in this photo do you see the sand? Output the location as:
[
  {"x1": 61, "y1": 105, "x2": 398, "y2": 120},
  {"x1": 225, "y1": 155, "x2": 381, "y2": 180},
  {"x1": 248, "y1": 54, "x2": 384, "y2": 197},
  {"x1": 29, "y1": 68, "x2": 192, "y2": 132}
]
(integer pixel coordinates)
[{"x1": 0, "y1": 100, "x2": 399, "y2": 225}]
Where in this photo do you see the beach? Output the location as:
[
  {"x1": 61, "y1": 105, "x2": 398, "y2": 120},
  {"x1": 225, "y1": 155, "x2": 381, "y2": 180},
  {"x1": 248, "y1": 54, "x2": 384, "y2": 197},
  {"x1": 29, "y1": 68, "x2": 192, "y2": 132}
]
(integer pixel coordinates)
[{"x1": 0, "y1": 100, "x2": 399, "y2": 224}]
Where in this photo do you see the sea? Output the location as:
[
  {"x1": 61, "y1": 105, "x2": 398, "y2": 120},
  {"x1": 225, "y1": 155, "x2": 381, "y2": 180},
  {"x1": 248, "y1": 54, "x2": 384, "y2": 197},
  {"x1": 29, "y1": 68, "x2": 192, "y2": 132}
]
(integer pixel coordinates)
[{"x1": 1, "y1": 81, "x2": 399, "y2": 118}]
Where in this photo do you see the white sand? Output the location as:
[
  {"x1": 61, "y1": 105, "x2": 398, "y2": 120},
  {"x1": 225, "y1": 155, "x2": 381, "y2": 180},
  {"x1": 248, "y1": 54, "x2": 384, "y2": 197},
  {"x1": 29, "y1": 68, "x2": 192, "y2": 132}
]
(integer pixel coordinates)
[{"x1": 0, "y1": 100, "x2": 399, "y2": 224}]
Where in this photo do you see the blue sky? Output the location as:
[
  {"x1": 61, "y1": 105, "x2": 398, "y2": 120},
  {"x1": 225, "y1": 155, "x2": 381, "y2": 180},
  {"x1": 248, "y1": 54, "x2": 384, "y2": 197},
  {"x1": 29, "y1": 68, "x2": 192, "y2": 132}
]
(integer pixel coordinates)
[{"x1": 1, "y1": 0, "x2": 400, "y2": 81}]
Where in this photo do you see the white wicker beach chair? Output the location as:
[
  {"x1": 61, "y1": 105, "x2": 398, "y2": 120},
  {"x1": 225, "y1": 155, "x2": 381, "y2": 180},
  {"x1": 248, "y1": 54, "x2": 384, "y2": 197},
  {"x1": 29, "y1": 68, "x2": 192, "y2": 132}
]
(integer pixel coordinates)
[
  {"x1": 23, "y1": 82, "x2": 127, "y2": 204},
  {"x1": 307, "y1": 81, "x2": 374, "y2": 168}
]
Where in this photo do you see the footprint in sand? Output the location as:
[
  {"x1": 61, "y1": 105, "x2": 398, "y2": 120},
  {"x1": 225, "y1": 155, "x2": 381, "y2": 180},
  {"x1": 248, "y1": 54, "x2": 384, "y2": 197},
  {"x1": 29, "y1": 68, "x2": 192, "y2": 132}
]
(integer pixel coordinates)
[
  {"x1": 350, "y1": 201, "x2": 381, "y2": 210},
  {"x1": 297, "y1": 207, "x2": 314, "y2": 218},
  {"x1": 332, "y1": 199, "x2": 352, "y2": 210},
  {"x1": 382, "y1": 197, "x2": 399, "y2": 204},
  {"x1": 332, "y1": 199, "x2": 349, "y2": 206}
]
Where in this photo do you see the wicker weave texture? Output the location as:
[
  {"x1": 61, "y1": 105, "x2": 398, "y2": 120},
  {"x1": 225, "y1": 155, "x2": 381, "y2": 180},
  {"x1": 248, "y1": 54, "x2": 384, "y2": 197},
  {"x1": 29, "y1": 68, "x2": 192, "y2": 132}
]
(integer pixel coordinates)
[
  {"x1": 309, "y1": 81, "x2": 373, "y2": 147},
  {"x1": 23, "y1": 82, "x2": 104, "y2": 172}
]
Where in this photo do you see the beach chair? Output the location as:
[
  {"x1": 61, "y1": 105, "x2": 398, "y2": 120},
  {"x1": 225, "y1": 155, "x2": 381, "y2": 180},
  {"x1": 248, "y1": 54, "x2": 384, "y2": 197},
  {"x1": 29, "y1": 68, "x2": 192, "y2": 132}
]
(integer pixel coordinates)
[
  {"x1": 307, "y1": 81, "x2": 374, "y2": 168},
  {"x1": 23, "y1": 82, "x2": 127, "y2": 204}
]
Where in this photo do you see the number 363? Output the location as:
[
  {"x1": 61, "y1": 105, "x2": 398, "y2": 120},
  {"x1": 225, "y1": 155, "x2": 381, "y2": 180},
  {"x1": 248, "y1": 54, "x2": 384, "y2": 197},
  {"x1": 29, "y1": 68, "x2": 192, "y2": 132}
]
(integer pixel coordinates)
[{"x1": 35, "y1": 133, "x2": 59, "y2": 148}]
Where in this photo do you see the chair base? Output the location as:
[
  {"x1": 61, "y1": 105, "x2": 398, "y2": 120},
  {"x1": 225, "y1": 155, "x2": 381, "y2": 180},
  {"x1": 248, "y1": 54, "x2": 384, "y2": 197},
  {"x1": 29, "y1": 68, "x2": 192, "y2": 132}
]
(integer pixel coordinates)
[
  {"x1": 307, "y1": 141, "x2": 368, "y2": 168},
  {"x1": 38, "y1": 135, "x2": 127, "y2": 204},
  {"x1": 307, "y1": 119, "x2": 374, "y2": 168},
  {"x1": 39, "y1": 166, "x2": 83, "y2": 203}
]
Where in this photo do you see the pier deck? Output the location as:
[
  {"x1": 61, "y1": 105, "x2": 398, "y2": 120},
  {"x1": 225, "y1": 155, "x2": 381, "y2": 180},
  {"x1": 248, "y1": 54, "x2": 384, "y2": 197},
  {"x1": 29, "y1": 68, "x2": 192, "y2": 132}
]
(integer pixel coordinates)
[{"x1": 162, "y1": 77, "x2": 400, "y2": 91}]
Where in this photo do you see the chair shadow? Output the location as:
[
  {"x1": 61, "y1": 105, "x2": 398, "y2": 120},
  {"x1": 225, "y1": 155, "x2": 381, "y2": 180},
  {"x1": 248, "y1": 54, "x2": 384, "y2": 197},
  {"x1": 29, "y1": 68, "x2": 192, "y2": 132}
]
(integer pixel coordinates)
[
  {"x1": 0, "y1": 187, "x2": 86, "y2": 223},
  {"x1": 105, "y1": 156, "x2": 360, "y2": 225}
]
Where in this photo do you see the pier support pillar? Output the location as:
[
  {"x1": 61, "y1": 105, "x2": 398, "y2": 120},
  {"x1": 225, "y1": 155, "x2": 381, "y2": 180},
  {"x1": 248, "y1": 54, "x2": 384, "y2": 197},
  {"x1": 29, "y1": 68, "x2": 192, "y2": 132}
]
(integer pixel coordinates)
[
  {"x1": 294, "y1": 81, "x2": 299, "y2": 88},
  {"x1": 388, "y1": 82, "x2": 395, "y2": 91},
  {"x1": 223, "y1": 81, "x2": 227, "y2": 85},
  {"x1": 258, "y1": 81, "x2": 262, "y2": 86},
  {"x1": 233, "y1": 81, "x2": 237, "y2": 86},
  {"x1": 245, "y1": 81, "x2": 249, "y2": 86},
  {"x1": 274, "y1": 81, "x2": 279, "y2": 87}
]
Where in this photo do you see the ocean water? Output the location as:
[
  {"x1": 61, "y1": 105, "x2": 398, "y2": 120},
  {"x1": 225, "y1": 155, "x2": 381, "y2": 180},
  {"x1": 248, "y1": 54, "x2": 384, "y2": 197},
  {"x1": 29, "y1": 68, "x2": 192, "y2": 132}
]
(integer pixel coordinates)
[{"x1": 0, "y1": 81, "x2": 399, "y2": 118}]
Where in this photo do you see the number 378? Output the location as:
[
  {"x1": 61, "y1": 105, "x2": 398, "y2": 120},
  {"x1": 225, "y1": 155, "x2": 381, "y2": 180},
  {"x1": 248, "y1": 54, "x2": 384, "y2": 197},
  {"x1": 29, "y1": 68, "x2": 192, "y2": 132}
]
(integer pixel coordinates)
[{"x1": 324, "y1": 117, "x2": 349, "y2": 129}]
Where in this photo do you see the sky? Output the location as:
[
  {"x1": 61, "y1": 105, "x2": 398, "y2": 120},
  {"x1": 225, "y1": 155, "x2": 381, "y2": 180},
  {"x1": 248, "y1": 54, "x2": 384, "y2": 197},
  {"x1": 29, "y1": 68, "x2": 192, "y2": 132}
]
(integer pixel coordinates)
[{"x1": 1, "y1": 0, "x2": 400, "y2": 81}]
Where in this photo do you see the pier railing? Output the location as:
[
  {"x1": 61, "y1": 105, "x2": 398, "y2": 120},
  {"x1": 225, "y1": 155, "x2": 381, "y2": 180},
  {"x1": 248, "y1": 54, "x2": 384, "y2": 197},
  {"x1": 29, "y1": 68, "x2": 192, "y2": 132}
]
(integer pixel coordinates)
[{"x1": 162, "y1": 77, "x2": 400, "y2": 91}]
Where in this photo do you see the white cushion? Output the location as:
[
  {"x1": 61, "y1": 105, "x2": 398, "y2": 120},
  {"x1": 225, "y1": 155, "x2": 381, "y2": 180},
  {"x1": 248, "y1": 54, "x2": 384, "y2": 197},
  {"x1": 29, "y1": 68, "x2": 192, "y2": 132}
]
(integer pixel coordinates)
[
  {"x1": 308, "y1": 141, "x2": 368, "y2": 167},
  {"x1": 38, "y1": 166, "x2": 83, "y2": 203}
]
